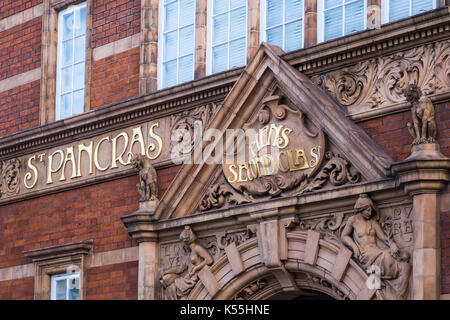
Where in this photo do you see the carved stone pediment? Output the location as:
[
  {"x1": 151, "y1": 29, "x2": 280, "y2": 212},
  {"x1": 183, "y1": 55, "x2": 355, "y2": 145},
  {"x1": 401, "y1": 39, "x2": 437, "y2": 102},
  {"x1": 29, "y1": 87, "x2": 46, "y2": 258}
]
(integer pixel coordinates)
[{"x1": 154, "y1": 42, "x2": 392, "y2": 220}]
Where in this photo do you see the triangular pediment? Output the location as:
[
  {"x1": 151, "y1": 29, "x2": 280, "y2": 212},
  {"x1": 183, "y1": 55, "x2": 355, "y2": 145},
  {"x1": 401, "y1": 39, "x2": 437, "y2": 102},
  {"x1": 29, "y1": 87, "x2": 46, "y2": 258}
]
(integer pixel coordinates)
[{"x1": 154, "y1": 43, "x2": 392, "y2": 220}]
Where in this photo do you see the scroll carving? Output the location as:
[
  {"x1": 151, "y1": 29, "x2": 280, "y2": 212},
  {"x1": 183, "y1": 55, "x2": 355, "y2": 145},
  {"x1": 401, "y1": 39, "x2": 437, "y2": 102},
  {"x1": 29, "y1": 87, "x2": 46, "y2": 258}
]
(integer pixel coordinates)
[
  {"x1": 304, "y1": 273, "x2": 350, "y2": 300},
  {"x1": 205, "y1": 229, "x2": 254, "y2": 260},
  {"x1": 170, "y1": 102, "x2": 221, "y2": 157},
  {"x1": 233, "y1": 279, "x2": 268, "y2": 300},
  {"x1": 160, "y1": 226, "x2": 214, "y2": 300},
  {"x1": 0, "y1": 159, "x2": 21, "y2": 198},
  {"x1": 200, "y1": 183, "x2": 249, "y2": 211},
  {"x1": 312, "y1": 44, "x2": 440, "y2": 113},
  {"x1": 300, "y1": 152, "x2": 360, "y2": 194}
]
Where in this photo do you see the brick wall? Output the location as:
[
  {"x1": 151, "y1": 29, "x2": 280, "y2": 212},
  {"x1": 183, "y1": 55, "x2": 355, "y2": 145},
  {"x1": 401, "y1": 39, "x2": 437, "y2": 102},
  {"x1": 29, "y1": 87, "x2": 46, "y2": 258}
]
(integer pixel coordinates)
[
  {"x1": 0, "y1": 80, "x2": 40, "y2": 136},
  {"x1": 91, "y1": 48, "x2": 140, "y2": 108},
  {"x1": 0, "y1": 0, "x2": 42, "y2": 19},
  {"x1": 0, "y1": 277, "x2": 34, "y2": 299},
  {"x1": 92, "y1": 0, "x2": 140, "y2": 48},
  {"x1": 86, "y1": 261, "x2": 138, "y2": 299},
  {"x1": 0, "y1": 17, "x2": 41, "y2": 81}
]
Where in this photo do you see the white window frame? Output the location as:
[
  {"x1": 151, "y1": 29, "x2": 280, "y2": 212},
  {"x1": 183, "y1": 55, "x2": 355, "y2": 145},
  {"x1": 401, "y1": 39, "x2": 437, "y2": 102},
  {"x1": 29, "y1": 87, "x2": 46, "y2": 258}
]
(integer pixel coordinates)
[
  {"x1": 157, "y1": 0, "x2": 196, "y2": 89},
  {"x1": 206, "y1": 0, "x2": 248, "y2": 75},
  {"x1": 260, "y1": 0, "x2": 305, "y2": 52},
  {"x1": 317, "y1": 0, "x2": 367, "y2": 43},
  {"x1": 381, "y1": 0, "x2": 437, "y2": 24},
  {"x1": 50, "y1": 272, "x2": 80, "y2": 300},
  {"x1": 55, "y1": 1, "x2": 87, "y2": 121}
]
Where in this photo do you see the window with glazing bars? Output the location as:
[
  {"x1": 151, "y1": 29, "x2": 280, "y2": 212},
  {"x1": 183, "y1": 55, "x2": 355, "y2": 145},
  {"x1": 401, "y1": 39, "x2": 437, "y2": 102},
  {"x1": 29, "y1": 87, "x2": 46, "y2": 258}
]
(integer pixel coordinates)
[
  {"x1": 261, "y1": 0, "x2": 304, "y2": 52},
  {"x1": 56, "y1": 2, "x2": 86, "y2": 120},
  {"x1": 207, "y1": 0, "x2": 247, "y2": 75},
  {"x1": 158, "y1": 0, "x2": 196, "y2": 89},
  {"x1": 382, "y1": 0, "x2": 435, "y2": 23}
]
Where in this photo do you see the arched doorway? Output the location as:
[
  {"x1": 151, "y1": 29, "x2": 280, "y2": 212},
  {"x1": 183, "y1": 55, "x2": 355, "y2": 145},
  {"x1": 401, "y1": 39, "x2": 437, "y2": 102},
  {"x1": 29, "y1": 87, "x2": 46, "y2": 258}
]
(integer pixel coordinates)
[{"x1": 188, "y1": 231, "x2": 373, "y2": 300}]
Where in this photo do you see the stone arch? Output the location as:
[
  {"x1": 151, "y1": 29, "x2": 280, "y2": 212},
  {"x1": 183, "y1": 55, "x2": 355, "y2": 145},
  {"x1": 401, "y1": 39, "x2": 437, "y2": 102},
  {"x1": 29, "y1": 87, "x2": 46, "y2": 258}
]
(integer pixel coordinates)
[{"x1": 188, "y1": 231, "x2": 375, "y2": 300}]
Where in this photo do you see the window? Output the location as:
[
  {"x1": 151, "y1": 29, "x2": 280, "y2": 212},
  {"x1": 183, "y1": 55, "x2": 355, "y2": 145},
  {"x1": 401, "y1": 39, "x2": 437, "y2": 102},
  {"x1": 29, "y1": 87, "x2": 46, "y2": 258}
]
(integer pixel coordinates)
[
  {"x1": 318, "y1": 0, "x2": 366, "y2": 42},
  {"x1": 56, "y1": 2, "x2": 87, "y2": 120},
  {"x1": 261, "y1": 0, "x2": 304, "y2": 52},
  {"x1": 382, "y1": 0, "x2": 436, "y2": 23},
  {"x1": 50, "y1": 272, "x2": 80, "y2": 300},
  {"x1": 207, "y1": 0, "x2": 247, "y2": 75},
  {"x1": 158, "y1": 0, "x2": 196, "y2": 89}
]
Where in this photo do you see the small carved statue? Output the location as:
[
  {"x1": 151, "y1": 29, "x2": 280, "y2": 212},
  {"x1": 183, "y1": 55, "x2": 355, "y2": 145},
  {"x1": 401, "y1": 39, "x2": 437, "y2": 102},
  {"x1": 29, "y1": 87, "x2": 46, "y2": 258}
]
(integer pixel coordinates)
[
  {"x1": 130, "y1": 153, "x2": 158, "y2": 202},
  {"x1": 342, "y1": 194, "x2": 411, "y2": 300},
  {"x1": 160, "y1": 226, "x2": 214, "y2": 300},
  {"x1": 403, "y1": 83, "x2": 437, "y2": 145}
]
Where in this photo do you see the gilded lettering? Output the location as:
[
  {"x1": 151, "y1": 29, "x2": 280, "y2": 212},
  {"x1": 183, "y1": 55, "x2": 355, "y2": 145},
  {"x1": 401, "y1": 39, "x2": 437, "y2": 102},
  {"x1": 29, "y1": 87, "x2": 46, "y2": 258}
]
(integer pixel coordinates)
[
  {"x1": 24, "y1": 156, "x2": 38, "y2": 189},
  {"x1": 227, "y1": 164, "x2": 238, "y2": 183},
  {"x1": 111, "y1": 132, "x2": 129, "y2": 168},
  {"x1": 147, "y1": 123, "x2": 163, "y2": 160},
  {"x1": 47, "y1": 150, "x2": 64, "y2": 184},
  {"x1": 94, "y1": 136, "x2": 110, "y2": 172},
  {"x1": 60, "y1": 146, "x2": 77, "y2": 181},
  {"x1": 77, "y1": 141, "x2": 93, "y2": 177}
]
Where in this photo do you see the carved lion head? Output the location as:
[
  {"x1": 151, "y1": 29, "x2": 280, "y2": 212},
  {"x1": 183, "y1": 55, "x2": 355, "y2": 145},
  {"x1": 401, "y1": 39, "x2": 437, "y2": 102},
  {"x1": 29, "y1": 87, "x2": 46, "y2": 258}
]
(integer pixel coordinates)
[{"x1": 403, "y1": 83, "x2": 422, "y2": 103}]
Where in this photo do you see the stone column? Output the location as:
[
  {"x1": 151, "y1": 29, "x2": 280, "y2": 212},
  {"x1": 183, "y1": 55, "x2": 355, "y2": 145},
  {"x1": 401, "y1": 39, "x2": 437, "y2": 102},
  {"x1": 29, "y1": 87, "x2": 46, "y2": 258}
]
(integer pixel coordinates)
[
  {"x1": 392, "y1": 149, "x2": 449, "y2": 300},
  {"x1": 247, "y1": 0, "x2": 260, "y2": 62},
  {"x1": 140, "y1": 0, "x2": 159, "y2": 94},
  {"x1": 195, "y1": 0, "x2": 207, "y2": 79},
  {"x1": 304, "y1": 0, "x2": 317, "y2": 48},
  {"x1": 121, "y1": 212, "x2": 159, "y2": 300}
]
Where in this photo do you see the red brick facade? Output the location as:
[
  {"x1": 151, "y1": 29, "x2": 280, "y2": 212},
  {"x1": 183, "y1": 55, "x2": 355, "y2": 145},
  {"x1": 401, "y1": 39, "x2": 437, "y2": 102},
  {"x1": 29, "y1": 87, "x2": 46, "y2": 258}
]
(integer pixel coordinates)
[{"x1": 0, "y1": 0, "x2": 42, "y2": 19}]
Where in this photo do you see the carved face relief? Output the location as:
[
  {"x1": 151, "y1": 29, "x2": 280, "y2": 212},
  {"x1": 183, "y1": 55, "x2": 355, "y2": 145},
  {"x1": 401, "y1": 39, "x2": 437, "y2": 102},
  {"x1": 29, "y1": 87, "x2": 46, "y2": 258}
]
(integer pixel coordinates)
[{"x1": 222, "y1": 95, "x2": 326, "y2": 199}]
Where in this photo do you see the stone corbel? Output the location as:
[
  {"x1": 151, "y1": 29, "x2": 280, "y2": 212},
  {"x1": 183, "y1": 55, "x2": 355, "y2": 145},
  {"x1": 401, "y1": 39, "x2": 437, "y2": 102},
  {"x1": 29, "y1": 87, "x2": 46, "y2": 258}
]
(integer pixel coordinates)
[
  {"x1": 248, "y1": 217, "x2": 299, "y2": 292},
  {"x1": 392, "y1": 154, "x2": 450, "y2": 300}
]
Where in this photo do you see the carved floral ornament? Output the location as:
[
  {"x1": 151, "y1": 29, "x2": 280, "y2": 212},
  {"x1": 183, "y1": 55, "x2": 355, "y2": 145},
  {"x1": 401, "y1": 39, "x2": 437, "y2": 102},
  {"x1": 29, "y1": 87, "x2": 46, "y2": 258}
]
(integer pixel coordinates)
[
  {"x1": 311, "y1": 42, "x2": 450, "y2": 113},
  {"x1": 200, "y1": 96, "x2": 361, "y2": 211},
  {"x1": 0, "y1": 158, "x2": 21, "y2": 198}
]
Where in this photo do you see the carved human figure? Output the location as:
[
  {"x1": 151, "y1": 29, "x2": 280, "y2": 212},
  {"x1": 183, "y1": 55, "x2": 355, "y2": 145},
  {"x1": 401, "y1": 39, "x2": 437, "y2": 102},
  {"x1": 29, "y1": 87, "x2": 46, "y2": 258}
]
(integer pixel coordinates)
[
  {"x1": 130, "y1": 153, "x2": 158, "y2": 202},
  {"x1": 342, "y1": 194, "x2": 410, "y2": 300},
  {"x1": 403, "y1": 83, "x2": 437, "y2": 145},
  {"x1": 160, "y1": 226, "x2": 214, "y2": 300}
]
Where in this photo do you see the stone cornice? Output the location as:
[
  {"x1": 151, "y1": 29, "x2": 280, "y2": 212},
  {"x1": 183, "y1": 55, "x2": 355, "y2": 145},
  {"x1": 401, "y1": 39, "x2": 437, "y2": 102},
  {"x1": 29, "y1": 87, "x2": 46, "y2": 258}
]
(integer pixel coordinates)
[
  {"x1": 23, "y1": 240, "x2": 93, "y2": 262},
  {"x1": 284, "y1": 7, "x2": 450, "y2": 75}
]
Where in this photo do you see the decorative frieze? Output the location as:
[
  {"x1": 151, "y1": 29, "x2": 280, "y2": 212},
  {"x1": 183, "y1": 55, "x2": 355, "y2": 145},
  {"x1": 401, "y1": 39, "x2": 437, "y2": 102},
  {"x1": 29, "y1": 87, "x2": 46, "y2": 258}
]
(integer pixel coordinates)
[{"x1": 0, "y1": 159, "x2": 21, "y2": 198}]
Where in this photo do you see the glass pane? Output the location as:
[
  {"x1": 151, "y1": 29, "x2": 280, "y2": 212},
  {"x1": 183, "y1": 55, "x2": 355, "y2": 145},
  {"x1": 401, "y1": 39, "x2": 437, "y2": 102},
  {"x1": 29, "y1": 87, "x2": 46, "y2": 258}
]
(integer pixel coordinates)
[
  {"x1": 266, "y1": 0, "x2": 283, "y2": 28},
  {"x1": 325, "y1": 0, "x2": 341, "y2": 9},
  {"x1": 230, "y1": 0, "x2": 245, "y2": 9},
  {"x1": 285, "y1": 20, "x2": 303, "y2": 52},
  {"x1": 62, "y1": 12, "x2": 74, "y2": 41},
  {"x1": 62, "y1": 40, "x2": 73, "y2": 67},
  {"x1": 180, "y1": 0, "x2": 195, "y2": 27},
  {"x1": 74, "y1": 6, "x2": 86, "y2": 37},
  {"x1": 60, "y1": 93, "x2": 72, "y2": 119},
  {"x1": 163, "y1": 60, "x2": 177, "y2": 87},
  {"x1": 214, "y1": 0, "x2": 228, "y2": 15},
  {"x1": 69, "y1": 289, "x2": 79, "y2": 300},
  {"x1": 55, "y1": 279, "x2": 67, "y2": 300},
  {"x1": 324, "y1": 7, "x2": 342, "y2": 41},
  {"x1": 74, "y1": 36, "x2": 85, "y2": 63},
  {"x1": 230, "y1": 7, "x2": 246, "y2": 40},
  {"x1": 213, "y1": 13, "x2": 228, "y2": 45},
  {"x1": 266, "y1": 26, "x2": 283, "y2": 48},
  {"x1": 72, "y1": 89, "x2": 84, "y2": 115},
  {"x1": 179, "y1": 25, "x2": 194, "y2": 56},
  {"x1": 412, "y1": 0, "x2": 433, "y2": 15},
  {"x1": 61, "y1": 66, "x2": 72, "y2": 93},
  {"x1": 164, "y1": 31, "x2": 178, "y2": 61},
  {"x1": 73, "y1": 63, "x2": 85, "y2": 91},
  {"x1": 178, "y1": 55, "x2": 194, "y2": 83},
  {"x1": 229, "y1": 38, "x2": 246, "y2": 69},
  {"x1": 164, "y1": 2, "x2": 178, "y2": 32},
  {"x1": 212, "y1": 43, "x2": 228, "y2": 74},
  {"x1": 285, "y1": 0, "x2": 303, "y2": 22},
  {"x1": 389, "y1": 0, "x2": 409, "y2": 21},
  {"x1": 344, "y1": 1, "x2": 364, "y2": 35}
]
